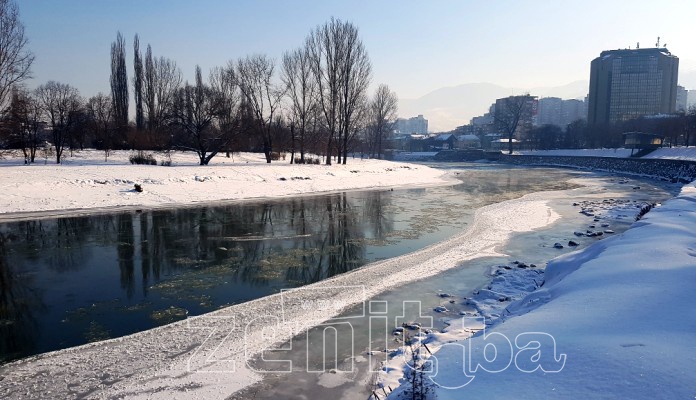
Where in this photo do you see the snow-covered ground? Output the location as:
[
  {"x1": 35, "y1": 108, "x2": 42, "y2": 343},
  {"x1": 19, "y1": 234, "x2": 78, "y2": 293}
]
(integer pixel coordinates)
[
  {"x1": 0, "y1": 150, "x2": 449, "y2": 218},
  {"x1": 385, "y1": 183, "x2": 696, "y2": 399},
  {"x1": 517, "y1": 147, "x2": 696, "y2": 161},
  {"x1": 516, "y1": 148, "x2": 635, "y2": 158},
  {"x1": 643, "y1": 147, "x2": 696, "y2": 161}
]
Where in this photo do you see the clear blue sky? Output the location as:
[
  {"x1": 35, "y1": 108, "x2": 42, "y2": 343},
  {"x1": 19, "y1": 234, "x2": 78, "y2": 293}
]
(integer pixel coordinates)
[{"x1": 16, "y1": 0, "x2": 696, "y2": 118}]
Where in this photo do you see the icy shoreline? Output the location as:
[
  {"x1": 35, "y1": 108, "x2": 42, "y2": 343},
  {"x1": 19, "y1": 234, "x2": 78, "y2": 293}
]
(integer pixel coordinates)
[
  {"x1": 388, "y1": 183, "x2": 696, "y2": 399},
  {"x1": 0, "y1": 181, "x2": 563, "y2": 399}
]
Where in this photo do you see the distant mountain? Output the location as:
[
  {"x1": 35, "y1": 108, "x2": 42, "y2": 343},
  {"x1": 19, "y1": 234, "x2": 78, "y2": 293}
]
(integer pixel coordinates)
[{"x1": 399, "y1": 80, "x2": 589, "y2": 132}]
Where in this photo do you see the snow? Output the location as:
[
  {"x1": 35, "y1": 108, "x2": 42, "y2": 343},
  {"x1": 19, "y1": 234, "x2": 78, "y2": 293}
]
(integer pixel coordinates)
[
  {"x1": 516, "y1": 148, "x2": 634, "y2": 157},
  {"x1": 0, "y1": 150, "x2": 449, "y2": 218},
  {"x1": 643, "y1": 147, "x2": 696, "y2": 161},
  {"x1": 391, "y1": 183, "x2": 696, "y2": 399},
  {"x1": 517, "y1": 147, "x2": 696, "y2": 162},
  {"x1": 0, "y1": 168, "x2": 562, "y2": 399}
]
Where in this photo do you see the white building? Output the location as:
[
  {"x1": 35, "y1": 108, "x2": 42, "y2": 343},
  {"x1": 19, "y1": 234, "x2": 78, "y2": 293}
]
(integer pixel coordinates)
[{"x1": 395, "y1": 115, "x2": 428, "y2": 135}]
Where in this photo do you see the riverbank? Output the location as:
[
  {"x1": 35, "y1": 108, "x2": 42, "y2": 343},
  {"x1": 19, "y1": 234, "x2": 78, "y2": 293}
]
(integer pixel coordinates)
[
  {"x1": 0, "y1": 150, "x2": 450, "y2": 218},
  {"x1": 387, "y1": 183, "x2": 696, "y2": 399}
]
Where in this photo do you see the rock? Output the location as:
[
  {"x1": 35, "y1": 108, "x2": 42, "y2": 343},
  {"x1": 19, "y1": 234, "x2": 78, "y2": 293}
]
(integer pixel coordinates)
[
  {"x1": 568, "y1": 240, "x2": 579, "y2": 246},
  {"x1": 503, "y1": 265, "x2": 512, "y2": 270},
  {"x1": 530, "y1": 264, "x2": 538, "y2": 268},
  {"x1": 553, "y1": 243, "x2": 564, "y2": 249},
  {"x1": 572, "y1": 202, "x2": 579, "y2": 206},
  {"x1": 402, "y1": 322, "x2": 421, "y2": 330},
  {"x1": 604, "y1": 230, "x2": 614, "y2": 234},
  {"x1": 574, "y1": 231, "x2": 585, "y2": 237},
  {"x1": 434, "y1": 306, "x2": 448, "y2": 313},
  {"x1": 517, "y1": 262, "x2": 528, "y2": 268},
  {"x1": 633, "y1": 186, "x2": 640, "y2": 190},
  {"x1": 601, "y1": 223, "x2": 610, "y2": 227},
  {"x1": 134, "y1": 183, "x2": 143, "y2": 192},
  {"x1": 589, "y1": 225, "x2": 596, "y2": 229},
  {"x1": 438, "y1": 293, "x2": 451, "y2": 298},
  {"x1": 449, "y1": 299, "x2": 455, "y2": 304}
]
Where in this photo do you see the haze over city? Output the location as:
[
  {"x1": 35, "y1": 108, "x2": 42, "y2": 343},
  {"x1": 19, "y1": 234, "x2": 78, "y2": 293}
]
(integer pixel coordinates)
[{"x1": 18, "y1": 0, "x2": 696, "y2": 131}]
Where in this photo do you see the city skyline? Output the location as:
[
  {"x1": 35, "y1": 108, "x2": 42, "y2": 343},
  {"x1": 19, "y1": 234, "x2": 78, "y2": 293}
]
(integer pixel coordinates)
[{"x1": 16, "y1": 0, "x2": 696, "y2": 131}]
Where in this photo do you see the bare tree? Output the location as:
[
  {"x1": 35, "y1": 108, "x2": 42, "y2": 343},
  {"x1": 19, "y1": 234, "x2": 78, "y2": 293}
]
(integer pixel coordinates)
[
  {"x1": 171, "y1": 66, "x2": 230, "y2": 165},
  {"x1": 307, "y1": 18, "x2": 371, "y2": 165},
  {"x1": 0, "y1": 0, "x2": 33, "y2": 110},
  {"x1": 337, "y1": 23, "x2": 371, "y2": 164},
  {"x1": 307, "y1": 19, "x2": 342, "y2": 165},
  {"x1": 233, "y1": 54, "x2": 285, "y2": 163},
  {"x1": 209, "y1": 65, "x2": 240, "y2": 155},
  {"x1": 143, "y1": 48, "x2": 181, "y2": 134},
  {"x1": 110, "y1": 32, "x2": 128, "y2": 140},
  {"x1": 6, "y1": 87, "x2": 41, "y2": 162},
  {"x1": 282, "y1": 45, "x2": 316, "y2": 163},
  {"x1": 35, "y1": 81, "x2": 82, "y2": 163},
  {"x1": 368, "y1": 84, "x2": 398, "y2": 158},
  {"x1": 86, "y1": 93, "x2": 113, "y2": 161},
  {"x1": 133, "y1": 34, "x2": 144, "y2": 132},
  {"x1": 494, "y1": 94, "x2": 536, "y2": 154}
]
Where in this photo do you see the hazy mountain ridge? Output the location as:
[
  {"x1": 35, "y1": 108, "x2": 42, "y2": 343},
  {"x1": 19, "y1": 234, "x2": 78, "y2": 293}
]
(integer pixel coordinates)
[{"x1": 398, "y1": 80, "x2": 589, "y2": 132}]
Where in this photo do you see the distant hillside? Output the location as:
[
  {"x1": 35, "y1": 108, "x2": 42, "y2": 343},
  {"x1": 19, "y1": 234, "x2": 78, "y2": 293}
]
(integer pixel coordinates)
[{"x1": 399, "y1": 80, "x2": 589, "y2": 132}]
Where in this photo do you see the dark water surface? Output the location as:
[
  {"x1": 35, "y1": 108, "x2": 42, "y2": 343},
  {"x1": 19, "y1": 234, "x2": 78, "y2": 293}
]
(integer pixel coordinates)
[{"x1": 0, "y1": 164, "x2": 590, "y2": 363}]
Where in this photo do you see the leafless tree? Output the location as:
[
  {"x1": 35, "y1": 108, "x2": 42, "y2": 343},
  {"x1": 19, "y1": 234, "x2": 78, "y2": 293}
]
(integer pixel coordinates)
[
  {"x1": 368, "y1": 84, "x2": 398, "y2": 158},
  {"x1": 6, "y1": 87, "x2": 41, "y2": 162},
  {"x1": 0, "y1": 0, "x2": 33, "y2": 110},
  {"x1": 110, "y1": 32, "x2": 128, "y2": 139},
  {"x1": 282, "y1": 45, "x2": 316, "y2": 163},
  {"x1": 337, "y1": 23, "x2": 371, "y2": 164},
  {"x1": 209, "y1": 65, "x2": 240, "y2": 155},
  {"x1": 494, "y1": 94, "x2": 536, "y2": 154},
  {"x1": 233, "y1": 54, "x2": 285, "y2": 163},
  {"x1": 171, "y1": 66, "x2": 230, "y2": 165},
  {"x1": 307, "y1": 18, "x2": 371, "y2": 165},
  {"x1": 307, "y1": 20, "x2": 342, "y2": 165},
  {"x1": 34, "y1": 81, "x2": 82, "y2": 163},
  {"x1": 133, "y1": 34, "x2": 144, "y2": 132},
  {"x1": 86, "y1": 93, "x2": 113, "y2": 161},
  {"x1": 143, "y1": 47, "x2": 181, "y2": 134}
]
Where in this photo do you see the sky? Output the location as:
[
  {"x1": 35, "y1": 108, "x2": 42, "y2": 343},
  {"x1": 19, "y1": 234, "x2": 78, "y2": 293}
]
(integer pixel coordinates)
[{"x1": 16, "y1": 0, "x2": 696, "y2": 129}]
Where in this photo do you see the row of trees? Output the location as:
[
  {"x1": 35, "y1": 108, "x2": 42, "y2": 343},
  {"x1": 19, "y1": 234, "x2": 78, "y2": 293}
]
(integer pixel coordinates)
[
  {"x1": 526, "y1": 108, "x2": 696, "y2": 151},
  {"x1": 0, "y1": 6, "x2": 400, "y2": 166}
]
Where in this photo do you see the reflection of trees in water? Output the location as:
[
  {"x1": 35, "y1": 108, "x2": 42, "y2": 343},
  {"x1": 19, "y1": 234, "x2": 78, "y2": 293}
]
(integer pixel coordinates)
[
  {"x1": 0, "y1": 234, "x2": 46, "y2": 362},
  {"x1": 362, "y1": 191, "x2": 394, "y2": 240}
]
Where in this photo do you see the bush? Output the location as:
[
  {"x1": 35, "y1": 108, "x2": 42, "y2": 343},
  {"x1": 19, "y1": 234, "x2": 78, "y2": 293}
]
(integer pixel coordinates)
[
  {"x1": 129, "y1": 151, "x2": 156, "y2": 165},
  {"x1": 160, "y1": 160, "x2": 171, "y2": 166}
]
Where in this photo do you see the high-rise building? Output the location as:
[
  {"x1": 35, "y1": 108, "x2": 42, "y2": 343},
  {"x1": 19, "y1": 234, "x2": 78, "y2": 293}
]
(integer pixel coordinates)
[
  {"x1": 689, "y1": 90, "x2": 696, "y2": 110},
  {"x1": 537, "y1": 97, "x2": 564, "y2": 127},
  {"x1": 588, "y1": 48, "x2": 679, "y2": 125},
  {"x1": 395, "y1": 114, "x2": 428, "y2": 135},
  {"x1": 676, "y1": 85, "x2": 688, "y2": 112},
  {"x1": 494, "y1": 95, "x2": 538, "y2": 138}
]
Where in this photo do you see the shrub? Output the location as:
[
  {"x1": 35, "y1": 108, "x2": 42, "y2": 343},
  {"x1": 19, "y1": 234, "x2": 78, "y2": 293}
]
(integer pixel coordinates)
[{"x1": 129, "y1": 151, "x2": 156, "y2": 165}]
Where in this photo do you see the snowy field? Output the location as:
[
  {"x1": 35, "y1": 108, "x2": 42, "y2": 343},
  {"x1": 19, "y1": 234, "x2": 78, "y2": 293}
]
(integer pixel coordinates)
[
  {"x1": 385, "y1": 184, "x2": 696, "y2": 399},
  {"x1": 0, "y1": 150, "x2": 449, "y2": 218},
  {"x1": 517, "y1": 147, "x2": 696, "y2": 161}
]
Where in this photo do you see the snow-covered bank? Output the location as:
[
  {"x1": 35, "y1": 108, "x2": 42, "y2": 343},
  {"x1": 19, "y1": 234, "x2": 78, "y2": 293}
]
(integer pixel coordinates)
[
  {"x1": 517, "y1": 147, "x2": 696, "y2": 162},
  {"x1": 0, "y1": 150, "x2": 449, "y2": 218},
  {"x1": 406, "y1": 184, "x2": 696, "y2": 399},
  {"x1": 0, "y1": 183, "x2": 562, "y2": 399}
]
